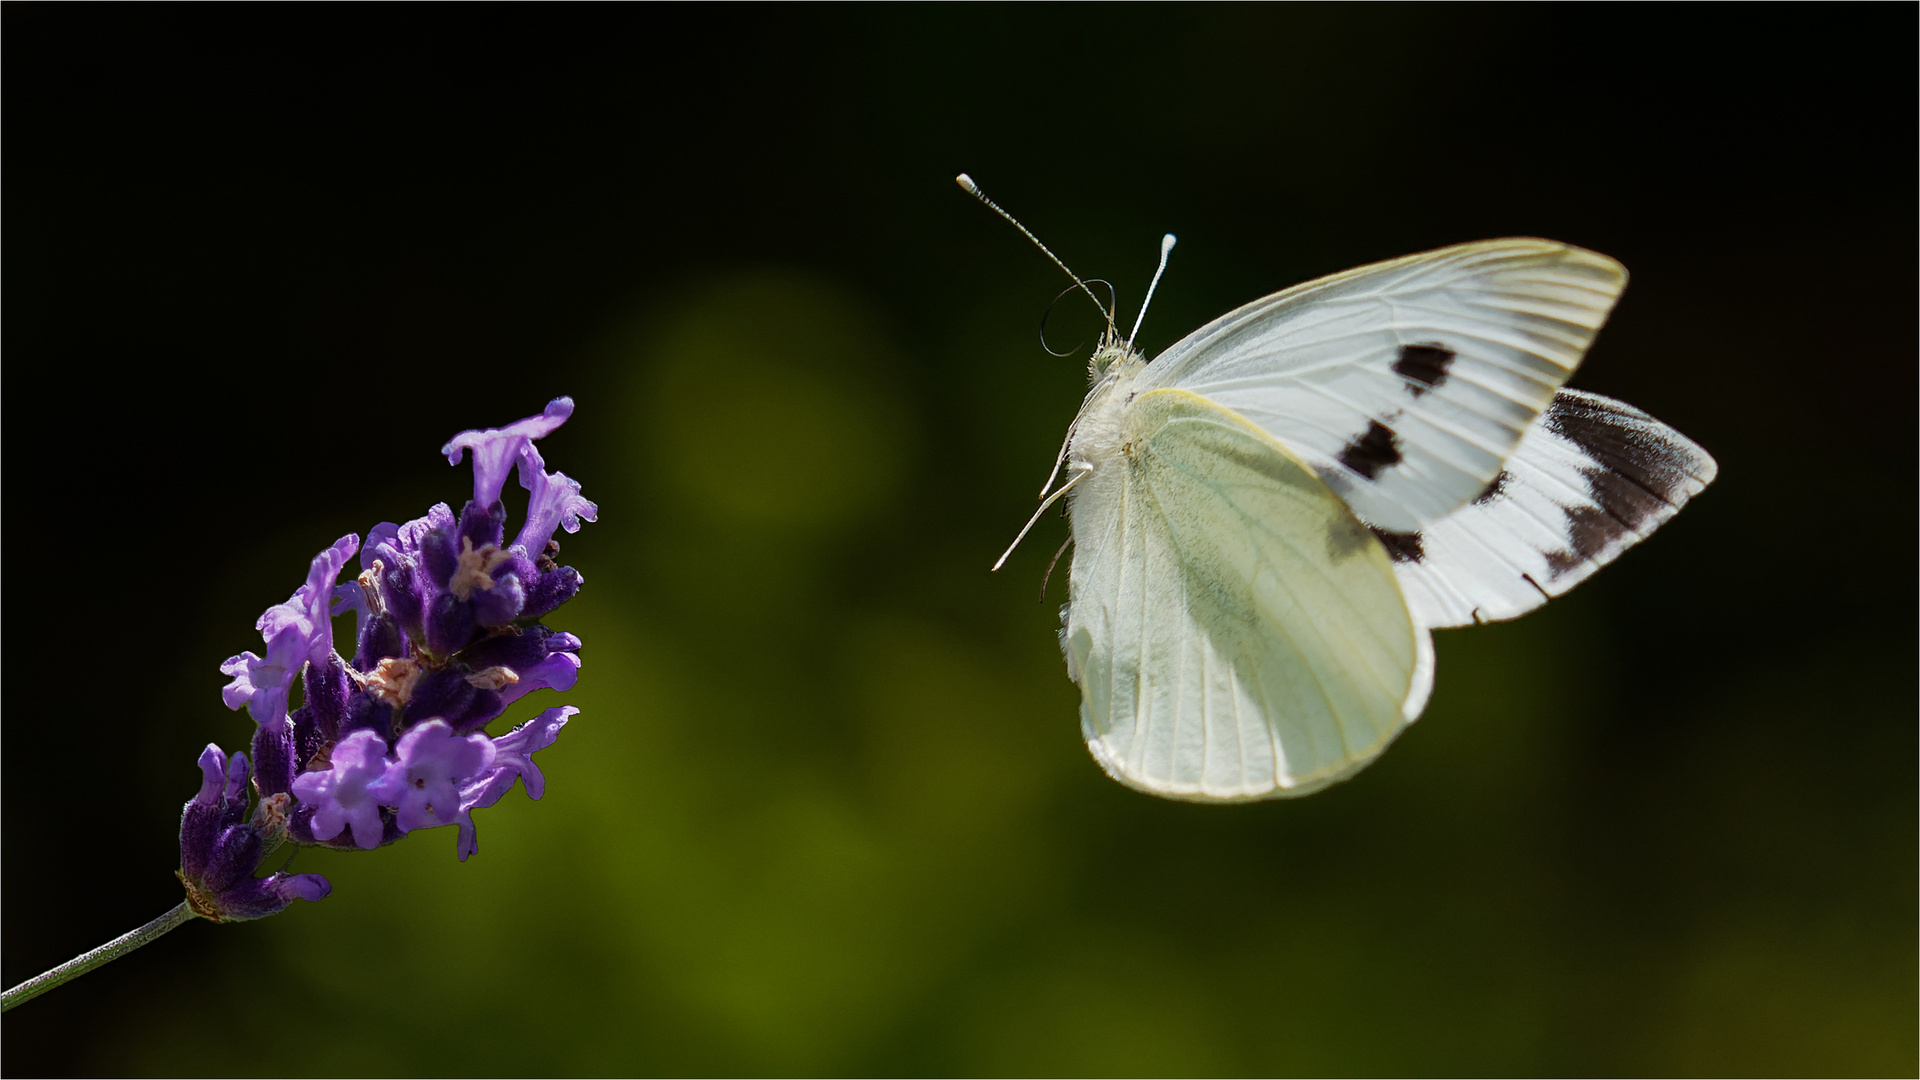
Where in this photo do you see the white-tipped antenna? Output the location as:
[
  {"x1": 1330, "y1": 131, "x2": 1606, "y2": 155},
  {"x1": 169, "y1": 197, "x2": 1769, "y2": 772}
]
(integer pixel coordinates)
[
  {"x1": 956, "y1": 173, "x2": 1112, "y2": 326},
  {"x1": 1127, "y1": 233, "x2": 1177, "y2": 345}
]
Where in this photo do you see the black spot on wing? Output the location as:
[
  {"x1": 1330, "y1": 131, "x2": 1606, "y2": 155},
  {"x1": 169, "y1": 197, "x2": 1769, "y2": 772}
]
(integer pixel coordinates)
[
  {"x1": 1473, "y1": 471, "x2": 1511, "y2": 505},
  {"x1": 1337, "y1": 420, "x2": 1401, "y2": 480},
  {"x1": 1368, "y1": 526, "x2": 1424, "y2": 563},
  {"x1": 1392, "y1": 343, "x2": 1455, "y2": 398},
  {"x1": 1543, "y1": 464, "x2": 1673, "y2": 579},
  {"x1": 1543, "y1": 391, "x2": 1706, "y2": 506},
  {"x1": 1544, "y1": 504, "x2": 1630, "y2": 579},
  {"x1": 1539, "y1": 390, "x2": 1715, "y2": 580}
]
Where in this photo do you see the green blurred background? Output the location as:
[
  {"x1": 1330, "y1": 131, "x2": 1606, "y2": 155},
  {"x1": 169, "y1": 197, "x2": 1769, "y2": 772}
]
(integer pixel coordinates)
[{"x1": 5, "y1": 7, "x2": 1914, "y2": 1076}]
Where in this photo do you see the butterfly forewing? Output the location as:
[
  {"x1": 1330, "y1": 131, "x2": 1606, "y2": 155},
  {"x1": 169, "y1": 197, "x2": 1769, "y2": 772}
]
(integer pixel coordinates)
[
  {"x1": 1064, "y1": 389, "x2": 1434, "y2": 801},
  {"x1": 1380, "y1": 389, "x2": 1719, "y2": 628},
  {"x1": 1136, "y1": 239, "x2": 1627, "y2": 533}
]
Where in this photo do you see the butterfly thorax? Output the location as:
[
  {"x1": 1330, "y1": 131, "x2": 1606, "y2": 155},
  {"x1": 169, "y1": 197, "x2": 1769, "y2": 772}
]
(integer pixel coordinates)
[{"x1": 1068, "y1": 344, "x2": 1147, "y2": 473}]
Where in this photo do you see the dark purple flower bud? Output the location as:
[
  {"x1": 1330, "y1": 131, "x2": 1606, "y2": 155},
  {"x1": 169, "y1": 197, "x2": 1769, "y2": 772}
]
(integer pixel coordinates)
[
  {"x1": 458, "y1": 499, "x2": 507, "y2": 551},
  {"x1": 179, "y1": 746, "x2": 234, "y2": 882},
  {"x1": 459, "y1": 626, "x2": 558, "y2": 672},
  {"x1": 201, "y1": 872, "x2": 333, "y2": 922},
  {"x1": 302, "y1": 653, "x2": 353, "y2": 741},
  {"x1": 470, "y1": 571, "x2": 526, "y2": 628},
  {"x1": 290, "y1": 730, "x2": 391, "y2": 850},
  {"x1": 422, "y1": 526, "x2": 460, "y2": 591},
  {"x1": 378, "y1": 556, "x2": 427, "y2": 643},
  {"x1": 353, "y1": 614, "x2": 404, "y2": 673},
  {"x1": 200, "y1": 820, "x2": 263, "y2": 894},
  {"x1": 522, "y1": 565, "x2": 583, "y2": 621},
  {"x1": 177, "y1": 747, "x2": 331, "y2": 921},
  {"x1": 425, "y1": 590, "x2": 476, "y2": 656},
  {"x1": 290, "y1": 706, "x2": 324, "y2": 778},
  {"x1": 442, "y1": 397, "x2": 575, "y2": 507},
  {"x1": 252, "y1": 717, "x2": 296, "y2": 798},
  {"x1": 404, "y1": 666, "x2": 503, "y2": 734},
  {"x1": 339, "y1": 689, "x2": 394, "y2": 738}
]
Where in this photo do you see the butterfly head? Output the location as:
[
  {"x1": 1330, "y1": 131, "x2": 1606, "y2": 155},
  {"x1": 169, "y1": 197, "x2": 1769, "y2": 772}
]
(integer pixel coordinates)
[{"x1": 1088, "y1": 331, "x2": 1142, "y2": 379}]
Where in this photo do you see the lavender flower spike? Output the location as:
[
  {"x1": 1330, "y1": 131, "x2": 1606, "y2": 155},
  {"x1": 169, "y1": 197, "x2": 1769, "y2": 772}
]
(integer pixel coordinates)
[
  {"x1": 0, "y1": 398, "x2": 598, "y2": 1014},
  {"x1": 442, "y1": 396, "x2": 575, "y2": 507}
]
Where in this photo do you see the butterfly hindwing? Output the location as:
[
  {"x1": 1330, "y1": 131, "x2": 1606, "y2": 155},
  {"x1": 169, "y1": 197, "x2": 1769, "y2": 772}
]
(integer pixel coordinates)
[
  {"x1": 1374, "y1": 389, "x2": 1719, "y2": 629},
  {"x1": 1063, "y1": 388, "x2": 1433, "y2": 801},
  {"x1": 1136, "y1": 239, "x2": 1628, "y2": 533}
]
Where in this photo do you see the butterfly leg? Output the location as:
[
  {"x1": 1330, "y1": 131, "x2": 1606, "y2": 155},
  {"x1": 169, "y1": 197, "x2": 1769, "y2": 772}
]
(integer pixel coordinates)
[{"x1": 993, "y1": 465, "x2": 1092, "y2": 572}]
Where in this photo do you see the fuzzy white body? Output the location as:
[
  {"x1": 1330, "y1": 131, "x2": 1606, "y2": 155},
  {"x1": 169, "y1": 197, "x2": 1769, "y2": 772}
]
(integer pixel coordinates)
[{"x1": 1061, "y1": 341, "x2": 1432, "y2": 801}]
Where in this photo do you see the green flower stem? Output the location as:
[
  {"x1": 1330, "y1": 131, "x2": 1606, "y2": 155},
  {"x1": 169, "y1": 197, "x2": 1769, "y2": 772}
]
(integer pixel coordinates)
[{"x1": 1, "y1": 902, "x2": 199, "y2": 1012}]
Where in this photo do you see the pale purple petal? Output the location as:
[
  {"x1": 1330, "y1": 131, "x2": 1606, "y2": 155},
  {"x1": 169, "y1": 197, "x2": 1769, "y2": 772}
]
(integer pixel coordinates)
[
  {"x1": 361, "y1": 522, "x2": 401, "y2": 570},
  {"x1": 331, "y1": 579, "x2": 370, "y2": 648},
  {"x1": 441, "y1": 397, "x2": 575, "y2": 507},
  {"x1": 330, "y1": 579, "x2": 367, "y2": 621},
  {"x1": 296, "y1": 534, "x2": 359, "y2": 663},
  {"x1": 291, "y1": 730, "x2": 391, "y2": 850},
  {"x1": 459, "y1": 768, "x2": 520, "y2": 814},
  {"x1": 371, "y1": 721, "x2": 496, "y2": 833},
  {"x1": 228, "y1": 535, "x2": 358, "y2": 722},
  {"x1": 219, "y1": 653, "x2": 262, "y2": 712},
  {"x1": 454, "y1": 814, "x2": 484, "y2": 862},
  {"x1": 497, "y1": 651, "x2": 581, "y2": 707},
  {"x1": 228, "y1": 627, "x2": 302, "y2": 725},
  {"x1": 454, "y1": 768, "x2": 521, "y2": 861},
  {"x1": 512, "y1": 439, "x2": 597, "y2": 554},
  {"x1": 489, "y1": 706, "x2": 576, "y2": 801}
]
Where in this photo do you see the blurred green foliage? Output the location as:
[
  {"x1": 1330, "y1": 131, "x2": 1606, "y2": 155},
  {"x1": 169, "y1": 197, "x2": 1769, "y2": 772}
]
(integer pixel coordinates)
[{"x1": 97, "y1": 275, "x2": 1915, "y2": 1075}]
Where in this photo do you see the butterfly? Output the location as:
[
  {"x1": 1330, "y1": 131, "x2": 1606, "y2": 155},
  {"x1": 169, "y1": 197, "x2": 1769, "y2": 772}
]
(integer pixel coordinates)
[{"x1": 960, "y1": 175, "x2": 1718, "y2": 802}]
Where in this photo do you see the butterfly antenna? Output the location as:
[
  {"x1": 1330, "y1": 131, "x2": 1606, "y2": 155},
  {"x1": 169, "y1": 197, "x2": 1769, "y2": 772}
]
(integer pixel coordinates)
[
  {"x1": 956, "y1": 173, "x2": 1114, "y2": 331},
  {"x1": 1127, "y1": 233, "x2": 1177, "y2": 346}
]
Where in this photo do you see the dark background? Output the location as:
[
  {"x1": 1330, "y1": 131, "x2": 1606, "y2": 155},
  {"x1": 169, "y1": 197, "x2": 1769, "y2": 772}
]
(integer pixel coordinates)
[{"x1": 5, "y1": 6, "x2": 1914, "y2": 1076}]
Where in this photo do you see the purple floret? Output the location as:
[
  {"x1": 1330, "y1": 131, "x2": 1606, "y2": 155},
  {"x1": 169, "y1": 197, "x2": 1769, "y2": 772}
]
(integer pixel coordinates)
[
  {"x1": 370, "y1": 721, "x2": 496, "y2": 834},
  {"x1": 221, "y1": 535, "x2": 359, "y2": 726},
  {"x1": 453, "y1": 706, "x2": 577, "y2": 861},
  {"x1": 442, "y1": 396, "x2": 576, "y2": 507},
  {"x1": 291, "y1": 730, "x2": 391, "y2": 850},
  {"x1": 513, "y1": 440, "x2": 598, "y2": 557}
]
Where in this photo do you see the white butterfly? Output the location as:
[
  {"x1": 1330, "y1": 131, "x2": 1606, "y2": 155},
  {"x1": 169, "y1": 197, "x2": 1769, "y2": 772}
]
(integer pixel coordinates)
[{"x1": 961, "y1": 175, "x2": 1718, "y2": 802}]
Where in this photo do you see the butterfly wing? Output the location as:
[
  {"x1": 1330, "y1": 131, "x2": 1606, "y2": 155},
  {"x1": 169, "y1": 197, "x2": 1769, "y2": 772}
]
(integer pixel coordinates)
[
  {"x1": 1064, "y1": 388, "x2": 1434, "y2": 801},
  {"x1": 1373, "y1": 389, "x2": 1719, "y2": 629},
  {"x1": 1136, "y1": 239, "x2": 1627, "y2": 533}
]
